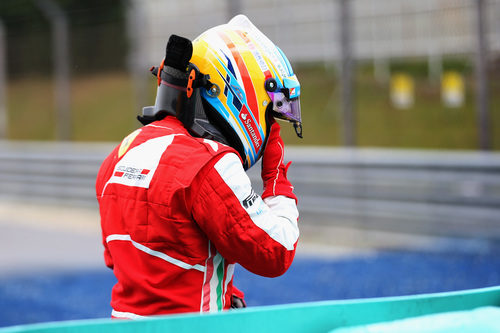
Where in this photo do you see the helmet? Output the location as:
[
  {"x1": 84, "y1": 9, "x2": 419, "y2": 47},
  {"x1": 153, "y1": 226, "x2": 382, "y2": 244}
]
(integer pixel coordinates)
[{"x1": 140, "y1": 15, "x2": 302, "y2": 169}]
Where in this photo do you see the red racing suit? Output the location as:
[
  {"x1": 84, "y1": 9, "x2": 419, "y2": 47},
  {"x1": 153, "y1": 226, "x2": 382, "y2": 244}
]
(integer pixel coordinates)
[{"x1": 95, "y1": 116, "x2": 299, "y2": 318}]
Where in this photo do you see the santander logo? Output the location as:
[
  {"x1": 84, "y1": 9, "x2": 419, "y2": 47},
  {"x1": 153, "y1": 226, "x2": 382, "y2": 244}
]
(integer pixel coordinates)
[{"x1": 238, "y1": 106, "x2": 261, "y2": 150}]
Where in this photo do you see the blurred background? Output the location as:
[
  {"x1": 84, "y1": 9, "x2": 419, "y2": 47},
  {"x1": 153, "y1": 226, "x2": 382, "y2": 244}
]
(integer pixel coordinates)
[{"x1": 0, "y1": 0, "x2": 500, "y2": 328}]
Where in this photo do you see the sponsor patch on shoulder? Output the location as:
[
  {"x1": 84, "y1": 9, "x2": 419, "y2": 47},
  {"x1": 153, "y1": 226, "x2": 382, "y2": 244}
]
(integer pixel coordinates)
[
  {"x1": 118, "y1": 129, "x2": 142, "y2": 158},
  {"x1": 107, "y1": 135, "x2": 175, "y2": 189},
  {"x1": 242, "y1": 190, "x2": 258, "y2": 209}
]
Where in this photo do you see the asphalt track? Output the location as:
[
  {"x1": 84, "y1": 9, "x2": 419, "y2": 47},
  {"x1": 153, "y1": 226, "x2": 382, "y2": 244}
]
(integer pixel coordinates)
[{"x1": 1, "y1": 202, "x2": 500, "y2": 328}]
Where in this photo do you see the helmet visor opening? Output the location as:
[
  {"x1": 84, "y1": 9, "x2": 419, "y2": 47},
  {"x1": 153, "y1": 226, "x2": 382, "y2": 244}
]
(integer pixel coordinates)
[{"x1": 267, "y1": 91, "x2": 301, "y2": 123}]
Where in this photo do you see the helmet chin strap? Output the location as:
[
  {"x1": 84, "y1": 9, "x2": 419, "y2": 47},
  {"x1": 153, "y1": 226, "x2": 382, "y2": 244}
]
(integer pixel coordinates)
[
  {"x1": 186, "y1": 90, "x2": 230, "y2": 146},
  {"x1": 138, "y1": 98, "x2": 230, "y2": 148},
  {"x1": 293, "y1": 122, "x2": 303, "y2": 138},
  {"x1": 190, "y1": 117, "x2": 230, "y2": 146}
]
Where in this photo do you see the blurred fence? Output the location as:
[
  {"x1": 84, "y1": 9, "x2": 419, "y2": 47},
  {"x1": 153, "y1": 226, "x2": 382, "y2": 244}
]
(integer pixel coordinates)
[
  {"x1": 1, "y1": 140, "x2": 499, "y2": 239},
  {"x1": 1, "y1": 0, "x2": 499, "y2": 148},
  {"x1": 128, "y1": 0, "x2": 500, "y2": 65},
  {"x1": 127, "y1": 0, "x2": 499, "y2": 149}
]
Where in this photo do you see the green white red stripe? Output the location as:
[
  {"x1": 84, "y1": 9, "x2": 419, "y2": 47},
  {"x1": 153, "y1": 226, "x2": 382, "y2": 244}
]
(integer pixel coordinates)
[{"x1": 201, "y1": 242, "x2": 229, "y2": 312}]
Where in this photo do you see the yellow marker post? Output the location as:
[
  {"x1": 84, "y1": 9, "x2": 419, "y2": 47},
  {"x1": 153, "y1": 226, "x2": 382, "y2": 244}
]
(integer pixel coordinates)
[
  {"x1": 390, "y1": 73, "x2": 414, "y2": 109},
  {"x1": 441, "y1": 71, "x2": 465, "y2": 108}
]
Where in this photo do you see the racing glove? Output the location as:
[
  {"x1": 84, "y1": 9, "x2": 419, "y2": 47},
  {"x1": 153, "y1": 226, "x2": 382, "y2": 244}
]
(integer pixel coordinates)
[
  {"x1": 261, "y1": 121, "x2": 297, "y2": 203},
  {"x1": 231, "y1": 286, "x2": 247, "y2": 309}
]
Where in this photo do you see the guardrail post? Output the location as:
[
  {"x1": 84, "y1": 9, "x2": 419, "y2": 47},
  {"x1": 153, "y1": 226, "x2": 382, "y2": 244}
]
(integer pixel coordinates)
[
  {"x1": 126, "y1": 1, "x2": 148, "y2": 128},
  {"x1": 339, "y1": 0, "x2": 355, "y2": 147},
  {"x1": 474, "y1": 0, "x2": 491, "y2": 150},
  {"x1": 227, "y1": 0, "x2": 242, "y2": 19},
  {"x1": 34, "y1": 0, "x2": 72, "y2": 141},
  {"x1": 0, "y1": 20, "x2": 7, "y2": 139}
]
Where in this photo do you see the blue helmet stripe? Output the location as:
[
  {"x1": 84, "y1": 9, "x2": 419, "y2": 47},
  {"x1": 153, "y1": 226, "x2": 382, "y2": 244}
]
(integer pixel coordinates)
[
  {"x1": 224, "y1": 54, "x2": 237, "y2": 77},
  {"x1": 275, "y1": 46, "x2": 293, "y2": 76},
  {"x1": 204, "y1": 65, "x2": 258, "y2": 164}
]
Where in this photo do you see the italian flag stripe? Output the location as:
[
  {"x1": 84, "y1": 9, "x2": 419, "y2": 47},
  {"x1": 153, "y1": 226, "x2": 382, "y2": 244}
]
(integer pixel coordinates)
[
  {"x1": 201, "y1": 256, "x2": 214, "y2": 312},
  {"x1": 216, "y1": 257, "x2": 225, "y2": 310},
  {"x1": 201, "y1": 243, "x2": 226, "y2": 312},
  {"x1": 209, "y1": 254, "x2": 224, "y2": 311}
]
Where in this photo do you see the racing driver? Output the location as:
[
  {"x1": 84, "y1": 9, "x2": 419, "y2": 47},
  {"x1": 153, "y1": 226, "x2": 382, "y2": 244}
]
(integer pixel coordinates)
[{"x1": 95, "y1": 15, "x2": 302, "y2": 318}]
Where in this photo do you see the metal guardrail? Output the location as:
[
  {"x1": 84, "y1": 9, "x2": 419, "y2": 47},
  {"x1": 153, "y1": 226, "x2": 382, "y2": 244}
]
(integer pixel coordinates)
[
  {"x1": 0, "y1": 141, "x2": 112, "y2": 207},
  {"x1": 282, "y1": 148, "x2": 500, "y2": 239},
  {"x1": 1, "y1": 141, "x2": 499, "y2": 239}
]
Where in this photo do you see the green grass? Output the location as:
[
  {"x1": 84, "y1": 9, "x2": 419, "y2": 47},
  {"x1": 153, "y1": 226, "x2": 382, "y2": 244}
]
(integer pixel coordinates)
[
  {"x1": 7, "y1": 72, "x2": 142, "y2": 141},
  {"x1": 7, "y1": 76, "x2": 57, "y2": 140},
  {"x1": 70, "y1": 73, "x2": 140, "y2": 141},
  {"x1": 355, "y1": 73, "x2": 480, "y2": 149},
  {"x1": 5, "y1": 64, "x2": 500, "y2": 150}
]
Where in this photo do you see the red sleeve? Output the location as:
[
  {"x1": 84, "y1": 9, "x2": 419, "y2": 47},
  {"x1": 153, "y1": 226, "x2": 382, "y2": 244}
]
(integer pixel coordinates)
[
  {"x1": 192, "y1": 153, "x2": 299, "y2": 278},
  {"x1": 103, "y1": 238, "x2": 114, "y2": 269}
]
